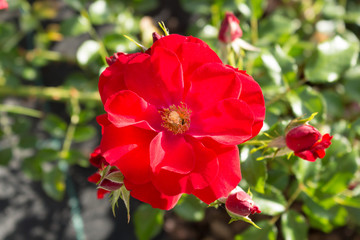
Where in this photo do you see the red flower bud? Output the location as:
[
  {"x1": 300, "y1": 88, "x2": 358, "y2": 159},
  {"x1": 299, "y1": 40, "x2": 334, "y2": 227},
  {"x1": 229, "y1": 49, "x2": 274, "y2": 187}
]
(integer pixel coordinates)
[
  {"x1": 152, "y1": 32, "x2": 163, "y2": 43},
  {"x1": 225, "y1": 187, "x2": 261, "y2": 218},
  {"x1": 218, "y1": 12, "x2": 243, "y2": 43},
  {"x1": 286, "y1": 125, "x2": 333, "y2": 162},
  {"x1": 0, "y1": 0, "x2": 8, "y2": 10}
]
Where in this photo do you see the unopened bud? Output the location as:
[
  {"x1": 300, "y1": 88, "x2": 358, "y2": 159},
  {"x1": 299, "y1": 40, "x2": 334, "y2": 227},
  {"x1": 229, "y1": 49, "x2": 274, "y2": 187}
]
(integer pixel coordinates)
[
  {"x1": 225, "y1": 187, "x2": 261, "y2": 218},
  {"x1": 218, "y1": 12, "x2": 243, "y2": 43}
]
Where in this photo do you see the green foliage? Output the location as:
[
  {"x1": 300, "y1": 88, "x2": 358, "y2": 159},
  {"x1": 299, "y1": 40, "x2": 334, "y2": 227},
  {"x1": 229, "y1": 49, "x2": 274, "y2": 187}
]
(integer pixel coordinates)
[{"x1": 134, "y1": 204, "x2": 164, "y2": 240}]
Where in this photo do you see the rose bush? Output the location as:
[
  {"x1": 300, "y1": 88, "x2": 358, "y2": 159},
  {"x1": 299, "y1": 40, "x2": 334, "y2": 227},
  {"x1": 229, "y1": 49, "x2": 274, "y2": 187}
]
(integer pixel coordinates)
[{"x1": 94, "y1": 34, "x2": 265, "y2": 210}]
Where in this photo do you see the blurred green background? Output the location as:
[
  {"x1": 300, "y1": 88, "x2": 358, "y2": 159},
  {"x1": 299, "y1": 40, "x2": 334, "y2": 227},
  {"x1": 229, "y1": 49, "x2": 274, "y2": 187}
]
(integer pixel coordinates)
[{"x1": 0, "y1": 0, "x2": 360, "y2": 239}]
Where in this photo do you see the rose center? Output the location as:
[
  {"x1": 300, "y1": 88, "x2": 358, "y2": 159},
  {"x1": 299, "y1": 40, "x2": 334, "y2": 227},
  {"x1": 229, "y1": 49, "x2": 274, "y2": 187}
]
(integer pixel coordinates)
[{"x1": 160, "y1": 102, "x2": 191, "y2": 134}]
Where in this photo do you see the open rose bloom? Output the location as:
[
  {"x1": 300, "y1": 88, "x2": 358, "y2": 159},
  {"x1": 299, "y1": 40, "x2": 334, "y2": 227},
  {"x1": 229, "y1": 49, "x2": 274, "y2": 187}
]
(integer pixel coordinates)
[{"x1": 92, "y1": 34, "x2": 265, "y2": 210}]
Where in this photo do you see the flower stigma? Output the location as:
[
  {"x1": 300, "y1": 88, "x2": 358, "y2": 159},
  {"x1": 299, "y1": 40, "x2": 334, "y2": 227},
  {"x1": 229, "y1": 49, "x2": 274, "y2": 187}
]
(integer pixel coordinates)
[{"x1": 160, "y1": 102, "x2": 191, "y2": 134}]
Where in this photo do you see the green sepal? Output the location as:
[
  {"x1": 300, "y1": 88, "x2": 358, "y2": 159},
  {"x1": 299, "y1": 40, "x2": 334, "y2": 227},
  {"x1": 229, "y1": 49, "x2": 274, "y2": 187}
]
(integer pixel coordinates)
[
  {"x1": 284, "y1": 112, "x2": 318, "y2": 134},
  {"x1": 110, "y1": 185, "x2": 131, "y2": 222},
  {"x1": 228, "y1": 214, "x2": 261, "y2": 229},
  {"x1": 158, "y1": 21, "x2": 169, "y2": 36},
  {"x1": 105, "y1": 171, "x2": 124, "y2": 183},
  {"x1": 123, "y1": 35, "x2": 147, "y2": 52}
]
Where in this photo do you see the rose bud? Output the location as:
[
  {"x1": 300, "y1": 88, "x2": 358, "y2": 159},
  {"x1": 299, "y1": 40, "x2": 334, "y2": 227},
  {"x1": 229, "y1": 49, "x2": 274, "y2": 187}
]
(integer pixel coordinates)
[
  {"x1": 0, "y1": 0, "x2": 8, "y2": 10},
  {"x1": 97, "y1": 167, "x2": 124, "y2": 192},
  {"x1": 225, "y1": 187, "x2": 261, "y2": 218},
  {"x1": 286, "y1": 125, "x2": 333, "y2": 162},
  {"x1": 218, "y1": 12, "x2": 243, "y2": 43}
]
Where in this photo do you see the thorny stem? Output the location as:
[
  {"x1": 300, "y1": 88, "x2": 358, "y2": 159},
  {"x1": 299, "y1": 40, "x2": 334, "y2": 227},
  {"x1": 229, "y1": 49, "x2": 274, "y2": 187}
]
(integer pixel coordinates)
[{"x1": 269, "y1": 183, "x2": 304, "y2": 225}]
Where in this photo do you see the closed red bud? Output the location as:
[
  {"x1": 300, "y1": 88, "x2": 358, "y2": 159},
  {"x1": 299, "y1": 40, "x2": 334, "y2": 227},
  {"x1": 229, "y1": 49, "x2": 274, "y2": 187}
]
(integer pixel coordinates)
[
  {"x1": 225, "y1": 187, "x2": 261, "y2": 218},
  {"x1": 286, "y1": 125, "x2": 333, "y2": 162},
  {"x1": 218, "y1": 12, "x2": 243, "y2": 43},
  {"x1": 0, "y1": 0, "x2": 8, "y2": 10}
]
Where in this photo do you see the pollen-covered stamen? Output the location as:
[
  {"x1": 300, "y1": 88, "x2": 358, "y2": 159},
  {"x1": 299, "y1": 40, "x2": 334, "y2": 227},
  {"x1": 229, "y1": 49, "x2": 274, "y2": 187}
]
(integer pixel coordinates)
[{"x1": 160, "y1": 102, "x2": 191, "y2": 134}]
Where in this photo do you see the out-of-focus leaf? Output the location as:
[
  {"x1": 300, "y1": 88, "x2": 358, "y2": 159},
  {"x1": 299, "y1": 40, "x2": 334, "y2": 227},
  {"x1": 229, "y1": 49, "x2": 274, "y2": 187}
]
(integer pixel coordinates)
[
  {"x1": 293, "y1": 158, "x2": 321, "y2": 186},
  {"x1": 259, "y1": 14, "x2": 299, "y2": 44},
  {"x1": 235, "y1": 220, "x2": 277, "y2": 240},
  {"x1": 42, "y1": 166, "x2": 65, "y2": 201},
  {"x1": 22, "y1": 156, "x2": 43, "y2": 180},
  {"x1": 241, "y1": 147, "x2": 267, "y2": 193},
  {"x1": 0, "y1": 148, "x2": 12, "y2": 166},
  {"x1": 76, "y1": 40, "x2": 100, "y2": 66},
  {"x1": 251, "y1": 185, "x2": 286, "y2": 216},
  {"x1": 42, "y1": 114, "x2": 67, "y2": 138},
  {"x1": 63, "y1": 0, "x2": 83, "y2": 10},
  {"x1": 305, "y1": 36, "x2": 359, "y2": 83},
  {"x1": 281, "y1": 210, "x2": 308, "y2": 240},
  {"x1": 261, "y1": 52, "x2": 282, "y2": 85},
  {"x1": 89, "y1": 0, "x2": 110, "y2": 25},
  {"x1": 267, "y1": 169, "x2": 289, "y2": 191},
  {"x1": 173, "y1": 194, "x2": 205, "y2": 222},
  {"x1": 302, "y1": 192, "x2": 348, "y2": 233},
  {"x1": 287, "y1": 86, "x2": 325, "y2": 122},
  {"x1": 322, "y1": 90, "x2": 344, "y2": 119},
  {"x1": 318, "y1": 136, "x2": 357, "y2": 194},
  {"x1": 73, "y1": 125, "x2": 96, "y2": 142},
  {"x1": 344, "y1": 65, "x2": 360, "y2": 102},
  {"x1": 60, "y1": 16, "x2": 90, "y2": 37},
  {"x1": 179, "y1": 0, "x2": 211, "y2": 14},
  {"x1": 134, "y1": 204, "x2": 164, "y2": 240},
  {"x1": 64, "y1": 149, "x2": 89, "y2": 167}
]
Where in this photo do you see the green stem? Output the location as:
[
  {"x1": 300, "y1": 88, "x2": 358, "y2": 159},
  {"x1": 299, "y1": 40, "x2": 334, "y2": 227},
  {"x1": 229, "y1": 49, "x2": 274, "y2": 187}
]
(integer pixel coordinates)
[
  {"x1": 0, "y1": 104, "x2": 43, "y2": 118},
  {"x1": 250, "y1": 15, "x2": 258, "y2": 44},
  {"x1": 0, "y1": 86, "x2": 101, "y2": 103}
]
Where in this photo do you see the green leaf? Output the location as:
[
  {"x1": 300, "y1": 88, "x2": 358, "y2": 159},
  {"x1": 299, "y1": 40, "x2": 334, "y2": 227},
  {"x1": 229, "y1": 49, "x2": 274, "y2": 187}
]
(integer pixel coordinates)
[
  {"x1": 344, "y1": 65, "x2": 360, "y2": 102},
  {"x1": 63, "y1": 0, "x2": 83, "y2": 10},
  {"x1": 42, "y1": 114, "x2": 67, "y2": 138},
  {"x1": 261, "y1": 52, "x2": 282, "y2": 86},
  {"x1": 241, "y1": 146, "x2": 267, "y2": 193},
  {"x1": 42, "y1": 166, "x2": 65, "y2": 201},
  {"x1": 251, "y1": 185, "x2": 287, "y2": 216},
  {"x1": 0, "y1": 148, "x2": 12, "y2": 166},
  {"x1": 173, "y1": 194, "x2": 205, "y2": 222},
  {"x1": 76, "y1": 40, "x2": 101, "y2": 66},
  {"x1": 134, "y1": 204, "x2": 164, "y2": 240},
  {"x1": 73, "y1": 125, "x2": 96, "y2": 142},
  {"x1": 235, "y1": 220, "x2": 277, "y2": 240},
  {"x1": 305, "y1": 35, "x2": 359, "y2": 83},
  {"x1": 89, "y1": 0, "x2": 110, "y2": 25},
  {"x1": 302, "y1": 192, "x2": 348, "y2": 233},
  {"x1": 229, "y1": 215, "x2": 261, "y2": 229},
  {"x1": 22, "y1": 156, "x2": 43, "y2": 180},
  {"x1": 281, "y1": 210, "x2": 308, "y2": 240},
  {"x1": 287, "y1": 86, "x2": 325, "y2": 122},
  {"x1": 60, "y1": 16, "x2": 90, "y2": 37}
]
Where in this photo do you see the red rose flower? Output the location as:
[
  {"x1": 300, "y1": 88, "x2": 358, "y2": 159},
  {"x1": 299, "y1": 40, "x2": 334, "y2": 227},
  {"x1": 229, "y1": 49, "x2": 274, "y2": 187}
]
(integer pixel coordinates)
[
  {"x1": 286, "y1": 125, "x2": 333, "y2": 162},
  {"x1": 218, "y1": 12, "x2": 243, "y2": 43},
  {"x1": 97, "y1": 34, "x2": 265, "y2": 210},
  {"x1": 0, "y1": 0, "x2": 8, "y2": 10},
  {"x1": 224, "y1": 186, "x2": 261, "y2": 218}
]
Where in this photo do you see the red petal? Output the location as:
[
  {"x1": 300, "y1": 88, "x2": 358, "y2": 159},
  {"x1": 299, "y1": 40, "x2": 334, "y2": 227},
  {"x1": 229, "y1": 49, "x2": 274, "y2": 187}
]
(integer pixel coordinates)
[
  {"x1": 192, "y1": 140, "x2": 241, "y2": 204},
  {"x1": 189, "y1": 99, "x2": 255, "y2": 145},
  {"x1": 150, "y1": 132, "x2": 195, "y2": 174},
  {"x1": 186, "y1": 63, "x2": 240, "y2": 112},
  {"x1": 105, "y1": 90, "x2": 161, "y2": 131},
  {"x1": 125, "y1": 180, "x2": 182, "y2": 210},
  {"x1": 234, "y1": 68, "x2": 265, "y2": 137},
  {"x1": 88, "y1": 172, "x2": 101, "y2": 183},
  {"x1": 100, "y1": 125, "x2": 156, "y2": 184},
  {"x1": 125, "y1": 47, "x2": 184, "y2": 107},
  {"x1": 99, "y1": 53, "x2": 141, "y2": 104},
  {"x1": 295, "y1": 150, "x2": 317, "y2": 162},
  {"x1": 151, "y1": 136, "x2": 219, "y2": 196}
]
